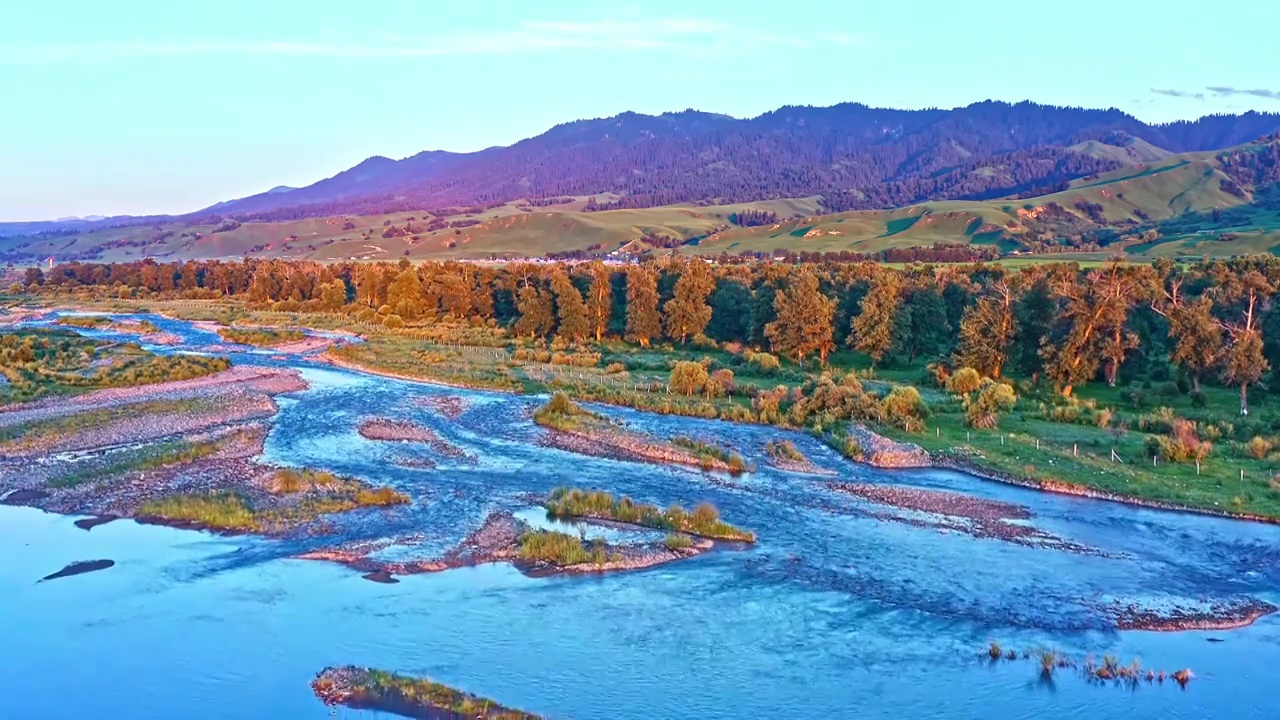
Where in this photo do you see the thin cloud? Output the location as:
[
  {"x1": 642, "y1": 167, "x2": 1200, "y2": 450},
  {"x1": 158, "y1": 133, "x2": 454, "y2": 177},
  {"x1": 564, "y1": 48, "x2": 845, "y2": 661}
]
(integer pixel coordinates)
[
  {"x1": 1151, "y1": 88, "x2": 1205, "y2": 101},
  {"x1": 1207, "y1": 86, "x2": 1280, "y2": 100},
  {"x1": 1, "y1": 17, "x2": 843, "y2": 64}
]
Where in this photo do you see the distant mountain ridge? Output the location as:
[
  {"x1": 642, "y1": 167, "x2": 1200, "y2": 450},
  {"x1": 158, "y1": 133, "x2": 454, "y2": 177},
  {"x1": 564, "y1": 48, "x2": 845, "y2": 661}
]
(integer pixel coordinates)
[
  {"x1": 200, "y1": 101, "x2": 1280, "y2": 222},
  {"x1": 4, "y1": 101, "x2": 1280, "y2": 237}
]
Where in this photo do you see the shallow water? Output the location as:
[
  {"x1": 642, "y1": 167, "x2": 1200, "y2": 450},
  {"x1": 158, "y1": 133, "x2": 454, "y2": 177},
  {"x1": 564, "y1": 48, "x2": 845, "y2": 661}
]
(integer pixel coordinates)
[{"x1": 3, "y1": 313, "x2": 1279, "y2": 719}]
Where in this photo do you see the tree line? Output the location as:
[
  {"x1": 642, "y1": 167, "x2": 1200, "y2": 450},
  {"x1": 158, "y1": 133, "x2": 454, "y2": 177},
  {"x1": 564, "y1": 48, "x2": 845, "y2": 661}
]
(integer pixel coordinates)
[{"x1": 19, "y1": 255, "x2": 1280, "y2": 414}]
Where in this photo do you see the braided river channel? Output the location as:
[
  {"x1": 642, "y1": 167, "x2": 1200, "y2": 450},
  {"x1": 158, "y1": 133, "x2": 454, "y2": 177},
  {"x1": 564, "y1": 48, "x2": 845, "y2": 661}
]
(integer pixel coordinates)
[{"x1": 2, "y1": 313, "x2": 1279, "y2": 719}]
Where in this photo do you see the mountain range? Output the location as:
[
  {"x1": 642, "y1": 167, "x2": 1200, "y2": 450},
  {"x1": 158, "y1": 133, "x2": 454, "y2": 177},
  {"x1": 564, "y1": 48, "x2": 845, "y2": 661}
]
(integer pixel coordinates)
[
  {"x1": 4, "y1": 100, "x2": 1280, "y2": 242},
  {"x1": 194, "y1": 101, "x2": 1280, "y2": 222}
]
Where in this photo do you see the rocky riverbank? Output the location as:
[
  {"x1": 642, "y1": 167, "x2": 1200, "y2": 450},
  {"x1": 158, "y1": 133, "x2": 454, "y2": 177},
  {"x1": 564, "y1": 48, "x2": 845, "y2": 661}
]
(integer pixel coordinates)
[
  {"x1": 828, "y1": 481, "x2": 1107, "y2": 556},
  {"x1": 845, "y1": 425, "x2": 931, "y2": 468},
  {"x1": 534, "y1": 536, "x2": 715, "y2": 575},
  {"x1": 930, "y1": 451, "x2": 1280, "y2": 527},
  {"x1": 542, "y1": 425, "x2": 742, "y2": 473},
  {"x1": 297, "y1": 511, "x2": 526, "y2": 578},
  {"x1": 1104, "y1": 598, "x2": 1278, "y2": 632}
]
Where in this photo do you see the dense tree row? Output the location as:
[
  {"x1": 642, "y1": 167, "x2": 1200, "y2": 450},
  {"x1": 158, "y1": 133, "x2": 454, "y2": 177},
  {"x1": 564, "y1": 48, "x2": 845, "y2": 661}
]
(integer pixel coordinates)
[{"x1": 22, "y1": 255, "x2": 1280, "y2": 415}]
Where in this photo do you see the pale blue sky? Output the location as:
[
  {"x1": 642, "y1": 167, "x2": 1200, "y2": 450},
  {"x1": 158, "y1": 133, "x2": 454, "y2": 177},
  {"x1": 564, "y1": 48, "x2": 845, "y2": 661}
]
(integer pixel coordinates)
[{"x1": 2, "y1": 0, "x2": 1277, "y2": 221}]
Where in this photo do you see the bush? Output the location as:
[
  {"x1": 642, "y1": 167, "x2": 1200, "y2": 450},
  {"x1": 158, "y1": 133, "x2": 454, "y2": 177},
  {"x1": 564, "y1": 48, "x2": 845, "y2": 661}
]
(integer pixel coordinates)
[
  {"x1": 1190, "y1": 390, "x2": 1208, "y2": 408},
  {"x1": 1244, "y1": 436, "x2": 1274, "y2": 461},
  {"x1": 1156, "y1": 419, "x2": 1212, "y2": 463},
  {"x1": 745, "y1": 351, "x2": 781, "y2": 375},
  {"x1": 669, "y1": 361, "x2": 710, "y2": 397},
  {"x1": 664, "y1": 533, "x2": 694, "y2": 550},
  {"x1": 965, "y1": 381, "x2": 1016, "y2": 429},
  {"x1": 945, "y1": 367, "x2": 983, "y2": 398},
  {"x1": 881, "y1": 386, "x2": 928, "y2": 431}
]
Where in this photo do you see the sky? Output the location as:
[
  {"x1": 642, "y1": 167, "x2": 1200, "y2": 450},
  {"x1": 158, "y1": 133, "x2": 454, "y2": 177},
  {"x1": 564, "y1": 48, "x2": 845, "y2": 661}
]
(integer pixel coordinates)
[{"x1": 2, "y1": 0, "x2": 1278, "y2": 221}]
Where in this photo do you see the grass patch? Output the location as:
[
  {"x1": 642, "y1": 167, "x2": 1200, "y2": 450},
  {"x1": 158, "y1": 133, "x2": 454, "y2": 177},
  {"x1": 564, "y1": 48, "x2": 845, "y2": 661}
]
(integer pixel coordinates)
[
  {"x1": 137, "y1": 469, "x2": 409, "y2": 532},
  {"x1": 48, "y1": 433, "x2": 235, "y2": 488},
  {"x1": 217, "y1": 327, "x2": 305, "y2": 347},
  {"x1": 531, "y1": 391, "x2": 606, "y2": 431},
  {"x1": 764, "y1": 439, "x2": 806, "y2": 463},
  {"x1": 0, "y1": 328, "x2": 228, "y2": 404},
  {"x1": 672, "y1": 435, "x2": 749, "y2": 473},
  {"x1": 518, "y1": 529, "x2": 607, "y2": 566},
  {"x1": 0, "y1": 398, "x2": 212, "y2": 450},
  {"x1": 544, "y1": 487, "x2": 755, "y2": 541},
  {"x1": 138, "y1": 492, "x2": 261, "y2": 531}
]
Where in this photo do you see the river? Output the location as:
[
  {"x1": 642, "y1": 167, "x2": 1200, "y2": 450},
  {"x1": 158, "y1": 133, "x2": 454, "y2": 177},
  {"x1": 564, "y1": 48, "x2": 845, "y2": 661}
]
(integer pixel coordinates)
[{"x1": 2, "y1": 313, "x2": 1278, "y2": 719}]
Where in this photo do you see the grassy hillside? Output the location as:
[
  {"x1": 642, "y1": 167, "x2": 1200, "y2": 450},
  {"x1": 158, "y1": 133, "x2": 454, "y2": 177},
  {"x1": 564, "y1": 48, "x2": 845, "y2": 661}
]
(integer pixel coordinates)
[{"x1": 3, "y1": 141, "x2": 1277, "y2": 265}]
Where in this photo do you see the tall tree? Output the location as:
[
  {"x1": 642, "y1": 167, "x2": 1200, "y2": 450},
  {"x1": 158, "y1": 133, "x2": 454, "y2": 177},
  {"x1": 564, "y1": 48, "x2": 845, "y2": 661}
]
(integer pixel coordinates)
[
  {"x1": 707, "y1": 277, "x2": 753, "y2": 342},
  {"x1": 900, "y1": 282, "x2": 950, "y2": 362},
  {"x1": 850, "y1": 269, "x2": 901, "y2": 369},
  {"x1": 624, "y1": 265, "x2": 661, "y2": 347},
  {"x1": 1093, "y1": 262, "x2": 1154, "y2": 387},
  {"x1": 765, "y1": 270, "x2": 836, "y2": 364},
  {"x1": 1212, "y1": 262, "x2": 1276, "y2": 415},
  {"x1": 663, "y1": 258, "x2": 715, "y2": 343},
  {"x1": 584, "y1": 262, "x2": 613, "y2": 343},
  {"x1": 1152, "y1": 268, "x2": 1222, "y2": 392},
  {"x1": 514, "y1": 284, "x2": 554, "y2": 339},
  {"x1": 955, "y1": 279, "x2": 1017, "y2": 378},
  {"x1": 550, "y1": 270, "x2": 590, "y2": 343},
  {"x1": 386, "y1": 268, "x2": 425, "y2": 320},
  {"x1": 1039, "y1": 268, "x2": 1106, "y2": 397}
]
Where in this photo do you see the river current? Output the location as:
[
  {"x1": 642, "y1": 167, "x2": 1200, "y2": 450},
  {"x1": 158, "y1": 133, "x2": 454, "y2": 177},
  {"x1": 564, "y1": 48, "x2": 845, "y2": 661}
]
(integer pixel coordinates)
[{"x1": 2, "y1": 313, "x2": 1278, "y2": 719}]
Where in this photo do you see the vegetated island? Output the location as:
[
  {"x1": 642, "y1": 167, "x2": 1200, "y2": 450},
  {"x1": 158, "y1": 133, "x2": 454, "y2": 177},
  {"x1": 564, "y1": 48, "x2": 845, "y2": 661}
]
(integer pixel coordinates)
[
  {"x1": 544, "y1": 486, "x2": 756, "y2": 542},
  {"x1": 0, "y1": 327, "x2": 230, "y2": 406},
  {"x1": 0, "y1": 356, "x2": 409, "y2": 536},
  {"x1": 299, "y1": 491, "x2": 755, "y2": 580},
  {"x1": 533, "y1": 392, "x2": 748, "y2": 474},
  {"x1": 763, "y1": 439, "x2": 836, "y2": 475},
  {"x1": 216, "y1": 326, "x2": 302, "y2": 347},
  {"x1": 312, "y1": 666, "x2": 542, "y2": 720},
  {"x1": 55, "y1": 315, "x2": 181, "y2": 344}
]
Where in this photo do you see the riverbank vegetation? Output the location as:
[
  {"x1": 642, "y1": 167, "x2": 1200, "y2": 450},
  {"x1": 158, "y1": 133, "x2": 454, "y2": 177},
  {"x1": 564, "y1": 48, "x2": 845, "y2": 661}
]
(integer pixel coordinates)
[
  {"x1": 55, "y1": 315, "x2": 161, "y2": 335},
  {"x1": 0, "y1": 329, "x2": 229, "y2": 404},
  {"x1": 47, "y1": 434, "x2": 235, "y2": 488},
  {"x1": 217, "y1": 327, "x2": 305, "y2": 347},
  {"x1": 531, "y1": 391, "x2": 605, "y2": 431},
  {"x1": 671, "y1": 435, "x2": 749, "y2": 473},
  {"x1": 311, "y1": 666, "x2": 543, "y2": 719},
  {"x1": 517, "y1": 529, "x2": 609, "y2": 567},
  {"x1": 137, "y1": 470, "x2": 409, "y2": 532},
  {"x1": 544, "y1": 487, "x2": 756, "y2": 542},
  {"x1": 17, "y1": 254, "x2": 1280, "y2": 519},
  {"x1": 0, "y1": 398, "x2": 212, "y2": 450}
]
